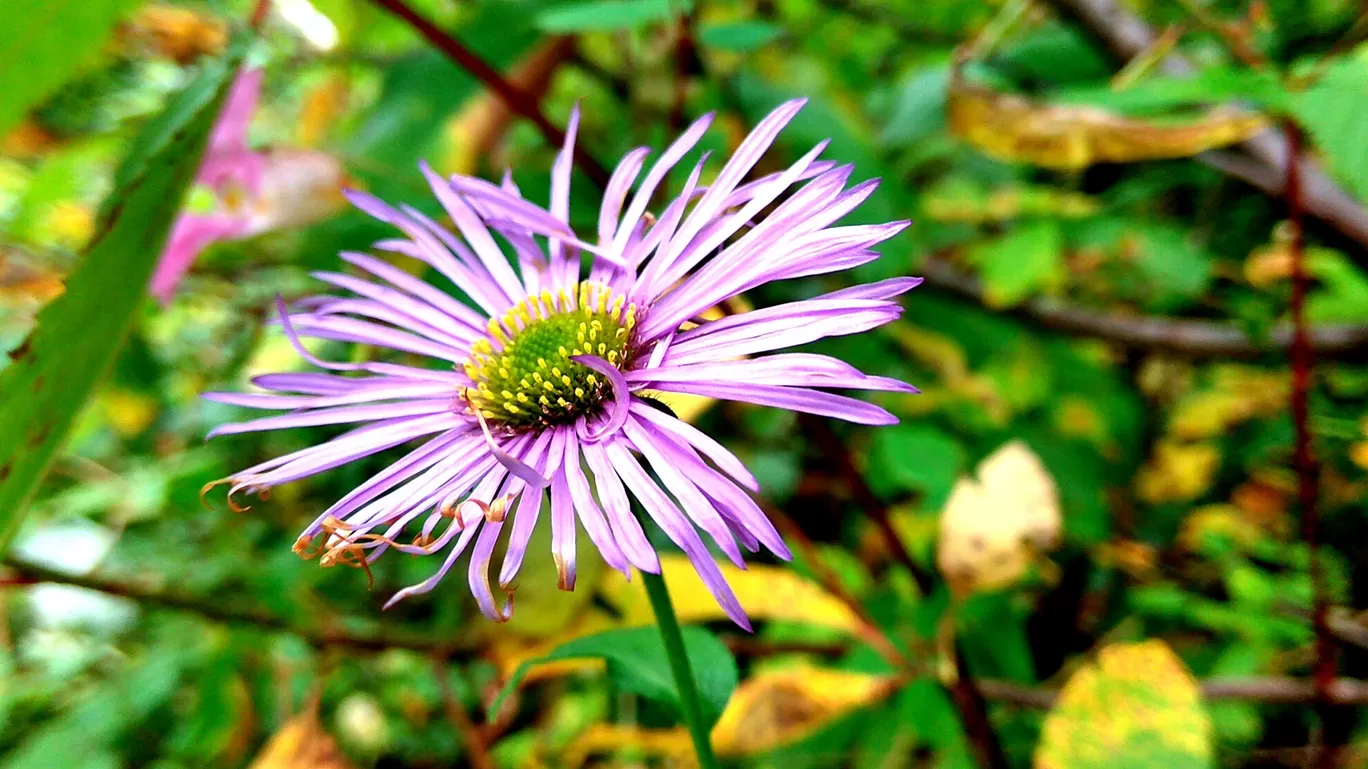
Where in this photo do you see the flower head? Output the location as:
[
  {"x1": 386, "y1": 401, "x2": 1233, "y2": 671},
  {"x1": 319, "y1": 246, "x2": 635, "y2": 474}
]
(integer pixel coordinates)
[
  {"x1": 204, "y1": 99, "x2": 918, "y2": 628},
  {"x1": 151, "y1": 66, "x2": 346, "y2": 303}
]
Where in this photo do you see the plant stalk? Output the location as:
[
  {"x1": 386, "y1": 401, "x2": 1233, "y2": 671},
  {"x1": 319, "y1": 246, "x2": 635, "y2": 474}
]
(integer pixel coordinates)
[{"x1": 641, "y1": 570, "x2": 721, "y2": 769}]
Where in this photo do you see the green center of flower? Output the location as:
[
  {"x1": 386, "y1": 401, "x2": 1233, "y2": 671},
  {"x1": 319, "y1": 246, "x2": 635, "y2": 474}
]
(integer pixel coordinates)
[{"x1": 463, "y1": 282, "x2": 637, "y2": 428}]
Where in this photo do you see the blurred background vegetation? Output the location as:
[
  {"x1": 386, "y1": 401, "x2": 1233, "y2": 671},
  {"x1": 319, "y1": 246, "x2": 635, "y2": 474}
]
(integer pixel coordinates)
[{"x1": 4, "y1": 0, "x2": 1368, "y2": 766}]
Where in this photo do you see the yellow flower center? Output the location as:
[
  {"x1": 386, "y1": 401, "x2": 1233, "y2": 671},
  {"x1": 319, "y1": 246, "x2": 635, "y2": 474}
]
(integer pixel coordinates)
[{"x1": 462, "y1": 282, "x2": 637, "y2": 428}]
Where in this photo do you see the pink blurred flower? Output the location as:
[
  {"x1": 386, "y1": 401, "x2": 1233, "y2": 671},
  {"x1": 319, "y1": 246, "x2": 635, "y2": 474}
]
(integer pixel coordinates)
[{"x1": 150, "y1": 67, "x2": 347, "y2": 303}]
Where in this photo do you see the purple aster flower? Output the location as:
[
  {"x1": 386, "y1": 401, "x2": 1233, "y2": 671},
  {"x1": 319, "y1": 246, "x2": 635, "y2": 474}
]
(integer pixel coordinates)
[{"x1": 204, "y1": 99, "x2": 919, "y2": 629}]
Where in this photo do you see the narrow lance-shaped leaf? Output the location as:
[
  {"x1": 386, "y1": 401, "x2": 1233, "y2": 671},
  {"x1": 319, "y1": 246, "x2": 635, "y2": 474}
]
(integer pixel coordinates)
[{"x1": 0, "y1": 42, "x2": 247, "y2": 551}]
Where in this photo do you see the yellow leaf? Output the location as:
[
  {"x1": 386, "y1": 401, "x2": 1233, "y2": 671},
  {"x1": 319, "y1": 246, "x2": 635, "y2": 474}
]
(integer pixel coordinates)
[
  {"x1": 599, "y1": 555, "x2": 863, "y2": 634},
  {"x1": 710, "y1": 666, "x2": 897, "y2": 756},
  {"x1": 1177, "y1": 504, "x2": 1265, "y2": 553},
  {"x1": 1351, "y1": 442, "x2": 1368, "y2": 471},
  {"x1": 936, "y1": 440, "x2": 1061, "y2": 595},
  {"x1": 1135, "y1": 440, "x2": 1220, "y2": 503},
  {"x1": 99, "y1": 389, "x2": 159, "y2": 437},
  {"x1": 562, "y1": 724, "x2": 694, "y2": 769},
  {"x1": 42, "y1": 201, "x2": 95, "y2": 249},
  {"x1": 297, "y1": 74, "x2": 350, "y2": 147},
  {"x1": 249, "y1": 708, "x2": 358, "y2": 769},
  {"x1": 485, "y1": 608, "x2": 618, "y2": 681},
  {"x1": 948, "y1": 69, "x2": 1267, "y2": 170},
  {"x1": 1035, "y1": 640, "x2": 1213, "y2": 769}
]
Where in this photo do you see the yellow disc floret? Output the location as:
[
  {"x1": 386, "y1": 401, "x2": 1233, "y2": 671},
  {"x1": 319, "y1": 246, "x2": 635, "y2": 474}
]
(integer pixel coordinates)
[{"x1": 463, "y1": 282, "x2": 637, "y2": 428}]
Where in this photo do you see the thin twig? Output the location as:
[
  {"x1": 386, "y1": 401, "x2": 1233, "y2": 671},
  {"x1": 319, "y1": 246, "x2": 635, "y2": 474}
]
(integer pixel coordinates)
[
  {"x1": 249, "y1": 0, "x2": 271, "y2": 30},
  {"x1": 1286, "y1": 120, "x2": 1338, "y2": 769},
  {"x1": 363, "y1": 0, "x2": 613, "y2": 188},
  {"x1": 1043, "y1": 0, "x2": 1368, "y2": 254},
  {"x1": 3, "y1": 557, "x2": 478, "y2": 657},
  {"x1": 768, "y1": 499, "x2": 1007, "y2": 769},
  {"x1": 797, "y1": 415, "x2": 936, "y2": 594},
  {"x1": 433, "y1": 655, "x2": 497, "y2": 769},
  {"x1": 980, "y1": 676, "x2": 1368, "y2": 708},
  {"x1": 919, "y1": 257, "x2": 1368, "y2": 359},
  {"x1": 765, "y1": 503, "x2": 912, "y2": 669}
]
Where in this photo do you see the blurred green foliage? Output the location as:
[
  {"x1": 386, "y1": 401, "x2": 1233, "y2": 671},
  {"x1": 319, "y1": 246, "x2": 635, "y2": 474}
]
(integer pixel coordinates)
[{"x1": 3, "y1": 0, "x2": 1368, "y2": 767}]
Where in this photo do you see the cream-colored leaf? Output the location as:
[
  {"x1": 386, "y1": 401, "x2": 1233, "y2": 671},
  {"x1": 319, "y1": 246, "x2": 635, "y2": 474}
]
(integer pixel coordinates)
[{"x1": 936, "y1": 440, "x2": 1061, "y2": 595}]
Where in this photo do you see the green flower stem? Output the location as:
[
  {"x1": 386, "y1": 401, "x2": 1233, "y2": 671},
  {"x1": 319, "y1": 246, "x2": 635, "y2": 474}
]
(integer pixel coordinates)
[{"x1": 642, "y1": 570, "x2": 721, "y2": 769}]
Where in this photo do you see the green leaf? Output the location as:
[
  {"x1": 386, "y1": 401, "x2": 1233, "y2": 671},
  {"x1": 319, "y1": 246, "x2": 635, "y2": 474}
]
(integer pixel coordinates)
[
  {"x1": 2, "y1": 652, "x2": 186, "y2": 768},
  {"x1": 0, "y1": 0, "x2": 142, "y2": 138},
  {"x1": 1299, "y1": 56, "x2": 1368, "y2": 204},
  {"x1": 881, "y1": 64, "x2": 951, "y2": 146},
  {"x1": 1053, "y1": 68, "x2": 1291, "y2": 116},
  {"x1": 536, "y1": 0, "x2": 689, "y2": 32},
  {"x1": 0, "y1": 43, "x2": 245, "y2": 552},
  {"x1": 697, "y1": 21, "x2": 781, "y2": 53},
  {"x1": 489, "y1": 626, "x2": 737, "y2": 727},
  {"x1": 867, "y1": 424, "x2": 966, "y2": 508},
  {"x1": 968, "y1": 220, "x2": 1063, "y2": 308}
]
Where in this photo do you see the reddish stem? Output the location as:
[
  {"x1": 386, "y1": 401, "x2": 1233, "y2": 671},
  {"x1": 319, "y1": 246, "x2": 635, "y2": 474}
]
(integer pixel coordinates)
[
  {"x1": 365, "y1": 0, "x2": 613, "y2": 189},
  {"x1": 1286, "y1": 120, "x2": 1337, "y2": 768}
]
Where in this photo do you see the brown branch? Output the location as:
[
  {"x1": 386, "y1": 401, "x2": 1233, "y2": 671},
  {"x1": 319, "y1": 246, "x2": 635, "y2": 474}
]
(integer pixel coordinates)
[
  {"x1": 722, "y1": 636, "x2": 850, "y2": 658},
  {"x1": 764, "y1": 502, "x2": 912, "y2": 669},
  {"x1": 796, "y1": 414, "x2": 937, "y2": 594},
  {"x1": 919, "y1": 257, "x2": 1368, "y2": 359},
  {"x1": 249, "y1": 0, "x2": 271, "y2": 30},
  {"x1": 1043, "y1": 0, "x2": 1368, "y2": 254},
  {"x1": 1286, "y1": 121, "x2": 1338, "y2": 769},
  {"x1": 433, "y1": 656, "x2": 497, "y2": 769},
  {"x1": 363, "y1": 0, "x2": 613, "y2": 189},
  {"x1": 770, "y1": 439, "x2": 1005, "y2": 769},
  {"x1": 3, "y1": 557, "x2": 478, "y2": 657},
  {"x1": 980, "y1": 676, "x2": 1368, "y2": 708}
]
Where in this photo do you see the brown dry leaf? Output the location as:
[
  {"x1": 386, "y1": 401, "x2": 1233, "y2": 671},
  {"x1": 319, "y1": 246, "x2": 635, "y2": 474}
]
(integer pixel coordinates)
[
  {"x1": 600, "y1": 554, "x2": 863, "y2": 634},
  {"x1": 947, "y1": 70, "x2": 1267, "y2": 170},
  {"x1": 1035, "y1": 640, "x2": 1213, "y2": 769},
  {"x1": 2, "y1": 119, "x2": 63, "y2": 159},
  {"x1": 1094, "y1": 540, "x2": 1157, "y2": 579},
  {"x1": 937, "y1": 440, "x2": 1061, "y2": 595},
  {"x1": 710, "y1": 666, "x2": 897, "y2": 756},
  {"x1": 1136, "y1": 439, "x2": 1221, "y2": 503},
  {"x1": 439, "y1": 37, "x2": 574, "y2": 176},
  {"x1": 119, "y1": 4, "x2": 227, "y2": 63},
  {"x1": 0, "y1": 249, "x2": 64, "y2": 309},
  {"x1": 248, "y1": 708, "x2": 358, "y2": 769}
]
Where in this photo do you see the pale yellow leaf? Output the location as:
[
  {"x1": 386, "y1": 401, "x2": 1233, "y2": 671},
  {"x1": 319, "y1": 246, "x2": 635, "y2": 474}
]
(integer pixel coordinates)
[
  {"x1": 710, "y1": 666, "x2": 897, "y2": 756},
  {"x1": 1035, "y1": 640, "x2": 1213, "y2": 769},
  {"x1": 948, "y1": 70, "x2": 1267, "y2": 170},
  {"x1": 599, "y1": 555, "x2": 863, "y2": 634},
  {"x1": 936, "y1": 440, "x2": 1061, "y2": 595}
]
